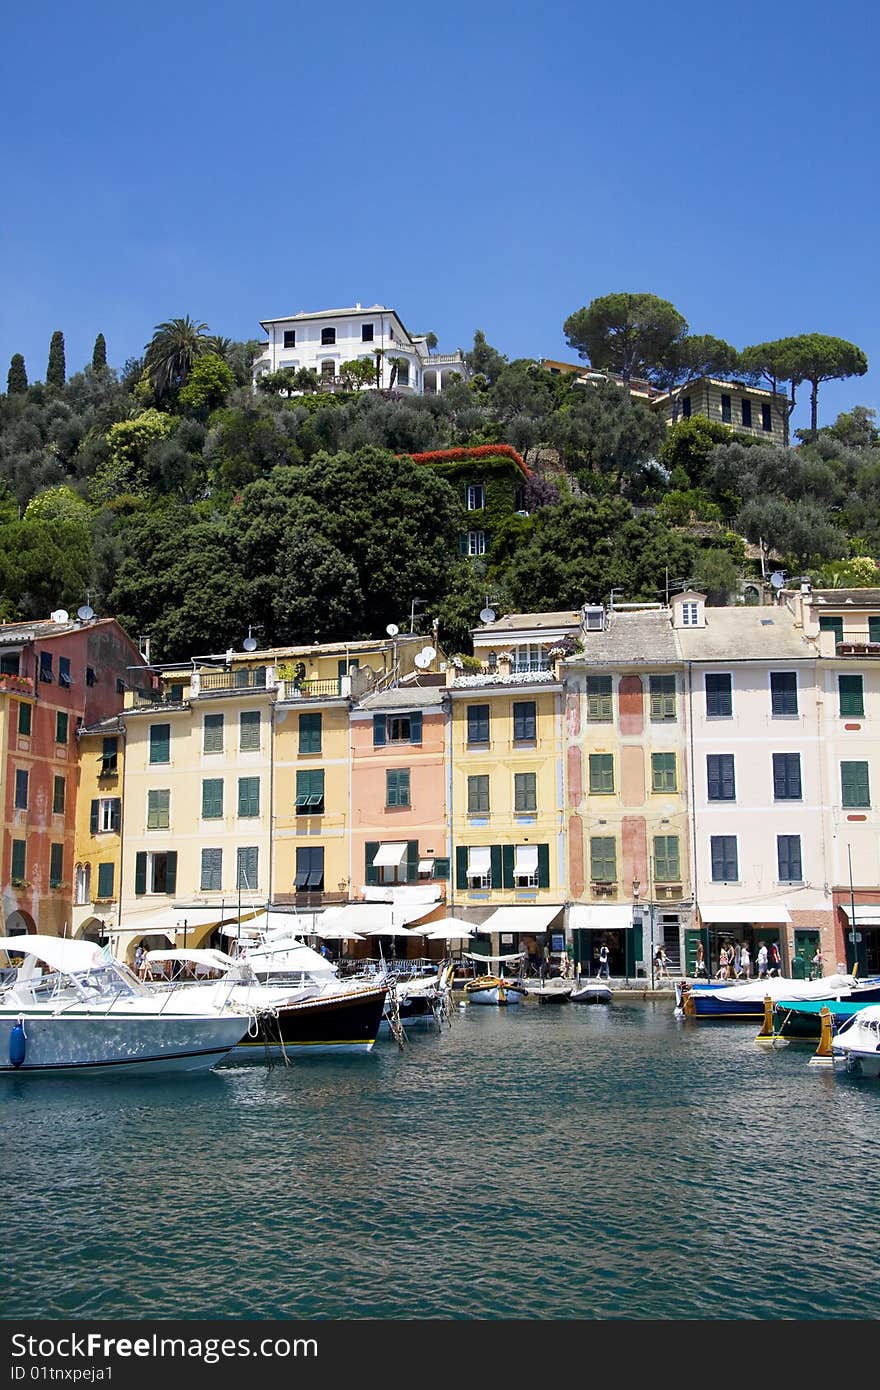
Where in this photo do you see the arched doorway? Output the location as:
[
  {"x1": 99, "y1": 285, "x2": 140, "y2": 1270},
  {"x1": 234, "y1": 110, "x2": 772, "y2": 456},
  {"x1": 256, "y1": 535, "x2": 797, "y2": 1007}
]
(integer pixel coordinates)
[
  {"x1": 3, "y1": 910, "x2": 35, "y2": 937},
  {"x1": 76, "y1": 915, "x2": 109, "y2": 947}
]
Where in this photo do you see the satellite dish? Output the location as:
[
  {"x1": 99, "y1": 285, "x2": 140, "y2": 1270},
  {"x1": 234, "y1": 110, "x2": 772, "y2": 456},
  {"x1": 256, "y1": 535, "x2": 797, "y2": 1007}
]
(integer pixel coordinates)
[
  {"x1": 769, "y1": 572, "x2": 786, "y2": 590},
  {"x1": 242, "y1": 636, "x2": 258, "y2": 652},
  {"x1": 479, "y1": 607, "x2": 496, "y2": 624},
  {"x1": 414, "y1": 653, "x2": 429, "y2": 669},
  {"x1": 77, "y1": 604, "x2": 95, "y2": 621},
  {"x1": 51, "y1": 609, "x2": 69, "y2": 623},
  {"x1": 421, "y1": 646, "x2": 437, "y2": 663},
  {"x1": 386, "y1": 623, "x2": 399, "y2": 637}
]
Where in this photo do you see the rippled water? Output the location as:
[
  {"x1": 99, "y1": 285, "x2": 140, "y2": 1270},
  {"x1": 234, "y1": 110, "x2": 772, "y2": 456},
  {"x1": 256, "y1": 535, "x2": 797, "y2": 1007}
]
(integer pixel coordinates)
[{"x1": 3, "y1": 997, "x2": 878, "y2": 1321}]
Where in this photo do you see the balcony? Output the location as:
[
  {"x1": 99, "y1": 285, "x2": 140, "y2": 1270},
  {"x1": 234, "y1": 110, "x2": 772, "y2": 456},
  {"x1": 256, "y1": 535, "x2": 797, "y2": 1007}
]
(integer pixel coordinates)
[
  {"x1": 280, "y1": 677, "x2": 349, "y2": 701},
  {"x1": 837, "y1": 642, "x2": 880, "y2": 658},
  {"x1": 0, "y1": 672, "x2": 34, "y2": 697},
  {"x1": 190, "y1": 668, "x2": 275, "y2": 697}
]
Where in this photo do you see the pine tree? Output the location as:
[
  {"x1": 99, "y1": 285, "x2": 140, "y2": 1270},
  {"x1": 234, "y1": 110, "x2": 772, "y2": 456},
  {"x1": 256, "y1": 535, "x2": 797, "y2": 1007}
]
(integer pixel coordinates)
[
  {"x1": 7, "y1": 354, "x2": 28, "y2": 395},
  {"x1": 47, "y1": 330, "x2": 66, "y2": 389},
  {"x1": 92, "y1": 333, "x2": 107, "y2": 371}
]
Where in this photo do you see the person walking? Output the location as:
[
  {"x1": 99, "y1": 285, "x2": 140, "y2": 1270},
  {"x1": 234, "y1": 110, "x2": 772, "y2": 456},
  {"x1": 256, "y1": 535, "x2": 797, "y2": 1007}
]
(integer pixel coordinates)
[
  {"x1": 733, "y1": 942, "x2": 743, "y2": 978},
  {"x1": 811, "y1": 945, "x2": 823, "y2": 980},
  {"x1": 598, "y1": 942, "x2": 610, "y2": 979},
  {"x1": 715, "y1": 944, "x2": 729, "y2": 980},
  {"x1": 740, "y1": 943, "x2": 751, "y2": 980},
  {"x1": 757, "y1": 942, "x2": 769, "y2": 979},
  {"x1": 769, "y1": 941, "x2": 781, "y2": 977},
  {"x1": 134, "y1": 943, "x2": 146, "y2": 978},
  {"x1": 654, "y1": 946, "x2": 670, "y2": 981},
  {"x1": 694, "y1": 942, "x2": 707, "y2": 978}
]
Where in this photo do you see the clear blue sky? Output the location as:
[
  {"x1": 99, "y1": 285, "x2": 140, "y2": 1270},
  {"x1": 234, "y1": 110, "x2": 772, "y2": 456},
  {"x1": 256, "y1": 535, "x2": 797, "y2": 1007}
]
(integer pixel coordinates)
[{"x1": 1, "y1": 0, "x2": 877, "y2": 433}]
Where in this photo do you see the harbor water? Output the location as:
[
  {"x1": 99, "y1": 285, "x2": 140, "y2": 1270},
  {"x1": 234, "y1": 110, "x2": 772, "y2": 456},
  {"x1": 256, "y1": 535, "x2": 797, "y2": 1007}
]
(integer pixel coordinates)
[{"x1": 4, "y1": 996, "x2": 878, "y2": 1321}]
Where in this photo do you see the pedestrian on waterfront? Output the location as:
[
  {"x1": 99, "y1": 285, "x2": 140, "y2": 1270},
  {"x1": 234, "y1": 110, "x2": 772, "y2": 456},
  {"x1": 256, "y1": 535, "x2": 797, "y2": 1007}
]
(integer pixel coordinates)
[
  {"x1": 733, "y1": 942, "x2": 742, "y2": 978},
  {"x1": 654, "y1": 946, "x2": 670, "y2": 980},
  {"x1": 715, "y1": 944, "x2": 729, "y2": 979},
  {"x1": 134, "y1": 943, "x2": 146, "y2": 978},
  {"x1": 757, "y1": 942, "x2": 769, "y2": 979},
  {"x1": 740, "y1": 943, "x2": 751, "y2": 980},
  {"x1": 811, "y1": 945, "x2": 823, "y2": 980},
  {"x1": 769, "y1": 942, "x2": 781, "y2": 977},
  {"x1": 694, "y1": 943, "x2": 707, "y2": 978},
  {"x1": 598, "y1": 942, "x2": 610, "y2": 979}
]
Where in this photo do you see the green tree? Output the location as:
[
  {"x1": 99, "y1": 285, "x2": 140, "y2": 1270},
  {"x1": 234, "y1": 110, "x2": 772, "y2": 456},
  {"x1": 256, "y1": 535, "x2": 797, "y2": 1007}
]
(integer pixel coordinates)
[
  {"x1": 563, "y1": 293, "x2": 687, "y2": 383},
  {"x1": 465, "y1": 330, "x2": 507, "y2": 385},
  {"x1": 143, "y1": 316, "x2": 209, "y2": 403},
  {"x1": 92, "y1": 334, "x2": 107, "y2": 371},
  {"x1": 737, "y1": 496, "x2": 848, "y2": 569},
  {"x1": 785, "y1": 334, "x2": 869, "y2": 437},
  {"x1": 656, "y1": 334, "x2": 740, "y2": 419},
  {"x1": 6, "y1": 354, "x2": 27, "y2": 395},
  {"x1": 24, "y1": 485, "x2": 91, "y2": 526},
  {"x1": 93, "y1": 409, "x2": 176, "y2": 500},
  {"x1": 739, "y1": 338, "x2": 802, "y2": 446},
  {"x1": 690, "y1": 547, "x2": 742, "y2": 605},
  {"x1": 660, "y1": 416, "x2": 733, "y2": 489},
  {"x1": 338, "y1": 359, "x2": 377, "y2": 391},
  {"x1": 548, "y1": 379, "x2": 664, "y2": 495},
  {"x1": 47, "y1": 331, "x2": 66, "y2": 389},
  {"x1": 256, "y1": 367, "x2": 299, "y2": 398},
  {"x1": 178, "y1": 353, "x2": 235, "y2": 413},
  {"x1": 823, "y1": 406, "x2": 879, "y2": 450}
]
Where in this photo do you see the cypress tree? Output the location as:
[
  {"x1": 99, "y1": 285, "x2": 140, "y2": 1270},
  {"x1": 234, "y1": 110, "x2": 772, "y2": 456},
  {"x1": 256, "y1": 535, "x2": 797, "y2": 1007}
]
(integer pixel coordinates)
[
  {"x1": 92, "y1": 333, "x2": 107, "y2": 370},
  {"x1": 7, "y1": 354, "x2": 28, "y2": 395},
  {"x1": 47, "y1": 330, "x2": 66, "y2": 388}
]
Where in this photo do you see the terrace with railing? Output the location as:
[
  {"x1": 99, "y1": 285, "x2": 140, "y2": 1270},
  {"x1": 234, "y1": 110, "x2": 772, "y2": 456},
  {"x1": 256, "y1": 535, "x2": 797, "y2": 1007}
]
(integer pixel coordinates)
[{"x1": 0, "y1": 672, "x2": 34, "y2": 696}]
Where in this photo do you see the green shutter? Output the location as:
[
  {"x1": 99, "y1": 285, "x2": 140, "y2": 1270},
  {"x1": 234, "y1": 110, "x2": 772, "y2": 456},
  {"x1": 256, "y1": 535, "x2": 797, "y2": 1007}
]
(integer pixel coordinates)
[
  {"x1": 373, "y1": 715, "x2": 386, "y2": 746},
  {"x1": 299, "y1": 712, "x2": 322, "y2": 753},
  {"x1": 149, "y1": 723, "x2": 170, "y2": 763},
  {"x1": 490, "y1": 844, "x2": 503, "y2": 888},
  {"x1": 406, "y1": 840, "x2": 419, "y2": 884},
  {"x1": 839, "y1": 674, "x2": 864, "y2": 718},
  {"x1": 537, "y1": 843, "x2": 550, "y2": 888},
  {"x1": 202, "y1": 779, "x2": 224, "y2": 819},
  {"x1": 365, "y1": 842, "x2": 380, "y2": 885},
  {"x1": 97, "y1": 863, "x2": 115, "y2": 898},
  {"x1": 90, "y1": 799, "x2": 99, "y2": 834},
  {"x1": 459, "y1": 533, "x2": 469, "y2": 556},
  {"x1": 165, "y1": 851, "x2": 177, "y2": 895},
  {"x1": 240, "y1": 710, "x2": 261, "y2": 750},
  {"x1": 49, "y1": 843, "x2": 64, "y2": 887},
  {"x1": 11, "y1": 840, "x2": 26, "y2": 880},
  {"x1": 238, "y1": 777, "x2": 259, "y2": 817},
  {"x1": 409, "y1": 710, "x2": 423, "y2": 744},
  {"x1": 135, "y1": 852, "x2": 147, "y2": 895},
  {"x1": 456, "y1": 845, "x2": 469, "y2": 889},
  {"x1": 502, "y1": 844, "x2": 515, "y2": 888},
  {"x1": 203, "y1": 714, "x2": 223, "y2": 752},
  {"x1": 433, "y1": 857, "x2": 450, "y2": 880}
]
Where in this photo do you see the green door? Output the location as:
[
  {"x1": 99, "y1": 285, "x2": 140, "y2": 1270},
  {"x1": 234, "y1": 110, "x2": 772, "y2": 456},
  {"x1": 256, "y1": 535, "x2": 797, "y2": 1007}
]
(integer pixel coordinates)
[{"x1": 793, "y1": 929, "x2": 819, "y2": 979}]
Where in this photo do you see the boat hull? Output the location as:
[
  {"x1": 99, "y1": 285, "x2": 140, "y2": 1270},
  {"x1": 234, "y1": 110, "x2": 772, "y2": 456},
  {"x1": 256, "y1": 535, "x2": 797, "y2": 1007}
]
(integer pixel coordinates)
[
  {"x1": 831, "y1": 1049, "x2": 880, "y2": 1079},
  {"x1": 230, "y1": 985, "x2": 387, "y2": 1057},
  {"x1": 570, "y1": 984, "x2": 612, "y2": 1005},
  {"x1": 0, "y1": 1011, "x2": 247, "y2": 1075},
  {"x1": 464, "y1": 981, "x2": 526, "y2": 1006},
  {"x1": 772, "y1": 999, "x2": 871, "y2": 1039}
]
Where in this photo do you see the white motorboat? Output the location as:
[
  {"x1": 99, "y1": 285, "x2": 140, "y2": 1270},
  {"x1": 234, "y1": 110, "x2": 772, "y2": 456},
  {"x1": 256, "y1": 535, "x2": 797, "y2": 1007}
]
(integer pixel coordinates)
[
  {"x1": 830, "y1": 1004, "x2": 880, "y2": 1078},
  {"x1": 145, "y1": 946, "x2": 388, "y2": 1056},
  {"x1": 0, "y1": 936, "x2": 253, "y2": 1076}
]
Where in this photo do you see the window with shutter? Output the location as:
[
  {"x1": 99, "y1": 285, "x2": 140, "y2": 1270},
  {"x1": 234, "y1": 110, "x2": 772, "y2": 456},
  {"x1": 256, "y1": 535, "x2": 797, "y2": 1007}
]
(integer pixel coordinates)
[
  {"x1": 649, "y1": 674, "x2": 676, "y2": 722},
  {"x1": 296, "y1": 769, "x2": 325, "y2": 815},
  {"x1": 777, "y1": 835, "x2": 802, "y2": 883},
  {"x1": 238, "y1": 777, "x2": 260, "y2": 817},
  {"x1": 467, "y1": 775, "x2": 490, "y2": 814},
  {"x1": 710, "y1": 835, "x2": 738, "y2": 881},
  {"x1": 17, "y1": 702, "x2": 31, "y2": 736},
  {"x1": 514, "y1": 772, "x2": 537, "y2": 812},
  {"x1": 590, "y1": 837, "x2": 616, "y2": 883},
  {"x1": 203, "y1": 714, "x2": 223, "y2": 753},
  {"x1": 97, "y1": 862, "x2": 115, "y2": 899},
  {"x1": 237, "y1": 846, "x2": 258, "y2": 890},
  {"x1": 467, "y1": 704, "x2": 490, "y2": 744},
  {"x1": 295, "y1": 846, "x2": 324, "y2": 890},
  {"x1": 240, "y1": 711, "x2": 260, "y2": 750},
  {"x1": 101, "y1": 737, "x2": 118, "y2": 775},
  {"x1": 707, "y1": 754, "x2": 735, "y2": 801},
  {"x1": 772, "y1": 753, "x2": 802, "y2": 800},
  {"x1": 55, "y1": 712, "x2": 68, "y2": 745},
  {"x1": 653, "y1": 835, "x2": 681, "y2": 882},
  {"x1": 386, "y1": 769, "x2": 411, "y2": 807},
  {"x1": 770, "y1": 672, "x2": 798, "y2": 716},
  {"x1": 49, "y1": 843, "x2": 64, "y2": 887},
  {"x1": 589, "y1": 754, "x2": 614, "y2": 794},
  {"x1": 820, "y1": 615, "x2": 843, "y2": 647},
  {"x1": 512, "y1": 701, "x2": 536, "y2": 743},
  {"x1": 586, "y1": 676, "x2": 613, "y2": 723},
  {"x1": 299, "y1": 712, "x2": 322, "y2": 753},
  {"x1": 841, "y1": 761, "x2": 870, "y2": 808},
  {"x1": 200, "y1": 848, "x2": 222, "y2": 891},
  {"x1": 838, "y1": 674, "x2": 864, "y2": 718},
  {"x1": 11, "y1": 840, "x2": 26, "y2": 881},
  {"x1": 201, "y1": 779, "x2": 224, "y2": 819},
  {"x1": 705, "y1": 674, "x2": 733, "y2": 717},
  {"x1": 149, "y1": 723, "x2": 171, "y2": 764},
  {"x1": 53, "y1": 776, "x2": 65, "y2": 814},
  {"x1": 651, "y1": 753, "x2": 677, "y2": 792},
  {"x1": 14, "y1": 770, "x2": 28, "y2": 810},
  {"x1": 147, "y1": 789, "x2": 170, "y2": 829}
]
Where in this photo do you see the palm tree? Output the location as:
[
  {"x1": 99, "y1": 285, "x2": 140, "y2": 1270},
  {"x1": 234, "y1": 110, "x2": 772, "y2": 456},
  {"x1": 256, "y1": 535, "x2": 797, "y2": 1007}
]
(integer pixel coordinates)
[
  {"x1": 144, "y1": 316, "x2": 209, "y2": 401},
  {"x1": 205, "y1": 335, "x2": 233, "y2": 361}
]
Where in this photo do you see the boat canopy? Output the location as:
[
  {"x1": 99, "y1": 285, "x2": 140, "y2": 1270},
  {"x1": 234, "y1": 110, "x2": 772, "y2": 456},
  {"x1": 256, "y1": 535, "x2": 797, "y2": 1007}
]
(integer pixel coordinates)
[
  {"x1": 0, "y1": 934, "x2": 104, "y2": 975},
  {"x1": 464, "y1": 951, "x2": 526, "y2": 964},
  {"x1": 145, "y1": 948, "x2": 237, "y2": 971}
]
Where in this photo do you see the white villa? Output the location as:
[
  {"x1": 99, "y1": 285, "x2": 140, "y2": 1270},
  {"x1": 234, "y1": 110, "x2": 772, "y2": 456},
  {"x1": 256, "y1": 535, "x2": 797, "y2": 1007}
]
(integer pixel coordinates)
[{"x1": 253, "y1": 303, "x2": 469, "y2": 395}]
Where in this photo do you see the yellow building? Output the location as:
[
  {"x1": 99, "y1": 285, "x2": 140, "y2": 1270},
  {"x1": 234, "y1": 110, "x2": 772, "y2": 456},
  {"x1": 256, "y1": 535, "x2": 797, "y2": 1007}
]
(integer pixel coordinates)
[
  {"x1": 71, "y1": 718, "x2": 124, "y2": 947},
  {"x1": 447, "y1": 612, "x2": 570, "y2": 958}
]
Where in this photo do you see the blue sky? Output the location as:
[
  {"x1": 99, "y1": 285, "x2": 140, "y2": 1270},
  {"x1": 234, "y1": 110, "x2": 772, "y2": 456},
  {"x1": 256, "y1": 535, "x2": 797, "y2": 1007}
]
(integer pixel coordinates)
[{"x1": 1, "y1": 0, "x2": 877, "y2": 433}]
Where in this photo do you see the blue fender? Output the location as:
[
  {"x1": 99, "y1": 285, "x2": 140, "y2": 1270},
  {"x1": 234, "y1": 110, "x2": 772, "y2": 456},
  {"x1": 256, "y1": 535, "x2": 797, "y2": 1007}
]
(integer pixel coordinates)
[{"x1": 9, "y1": 1018, "x2": 27, "y2": 1068}]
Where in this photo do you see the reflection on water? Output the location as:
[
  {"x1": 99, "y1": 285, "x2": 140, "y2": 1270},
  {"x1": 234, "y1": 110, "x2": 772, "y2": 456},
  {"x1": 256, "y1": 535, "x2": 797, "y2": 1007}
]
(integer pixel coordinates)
[{"x1": 3, "y1": 997, "x2": 878, "y2": 1320}]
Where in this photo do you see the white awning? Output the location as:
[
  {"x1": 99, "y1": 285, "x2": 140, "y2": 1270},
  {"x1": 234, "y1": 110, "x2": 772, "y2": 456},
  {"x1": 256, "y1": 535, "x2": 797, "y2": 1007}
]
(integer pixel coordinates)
[
  {"x1": 481, "y1": 904, "x2": 563, "y2": 934},
  {"x1": 372, "y1": 842, "x2": 408, "y2": 868},
  {"x1": 115, "y1": 906, "x2": 262, "y2": 935},
  {"x1": 466, "y1": 847, "x2": 491, "y2": 877},
  {"x1": 417, "y1": 858, "x2": 434, "y2": 873},
  {"x1": 513, "y1": 845, "x2": 539, "y2": 876},
  {"x1": 699, "y1": 904, "x2": 792, "y2": 924},
  {"x1": 321, "y1": 902, "x2": 436, "y2": 931},
  {"x1": 569, "y1": 905, "x2": 634, "y2": 931},
  {"x1": 840, "y1": 905, "x2": 880, "y2": 925}
]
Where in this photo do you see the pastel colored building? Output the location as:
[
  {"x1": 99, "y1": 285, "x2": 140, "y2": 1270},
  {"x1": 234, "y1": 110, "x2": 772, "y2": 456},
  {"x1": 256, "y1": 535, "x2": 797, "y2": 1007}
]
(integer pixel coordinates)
[
  {"x1": 447, "y1": 611, "x2": 569, "y2": 956},
  {"x1": 677, "y1": 591, "x2": 832, "y2": 976},
  {"x1": 0, "y1": 614, "x2": 143, "y2": 938},
  {"x1": 71, "y1": 715, "x2": 125, "y2": 945},
  {"x1": 563, "y1": 603, "x2": 691, "y2": 980},
  {"x1": 652, "y1": 376, "x2": 788, "y2": 445}
]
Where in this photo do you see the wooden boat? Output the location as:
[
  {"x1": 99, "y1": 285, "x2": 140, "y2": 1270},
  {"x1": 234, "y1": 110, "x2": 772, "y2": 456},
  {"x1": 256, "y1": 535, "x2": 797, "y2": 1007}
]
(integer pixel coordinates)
[
  {"x1": 763, "y1": 996, "x2": 878, "y2": 1041},
  {"x1": 464, "y1": 975, "x2": 527, "y2": 1006},
  {"x1": 570, "y1": 979, "x2": 612, "y2": 1005}
]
